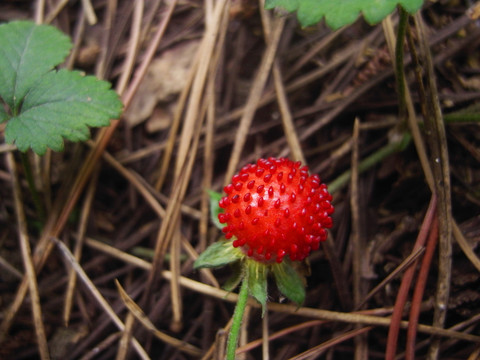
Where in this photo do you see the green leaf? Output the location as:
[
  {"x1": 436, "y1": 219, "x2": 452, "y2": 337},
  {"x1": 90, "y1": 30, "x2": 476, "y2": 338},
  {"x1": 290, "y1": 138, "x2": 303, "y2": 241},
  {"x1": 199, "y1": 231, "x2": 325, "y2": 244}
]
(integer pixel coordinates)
[
  {"x1": 0, "y1": 105, "x2": 7, "y2": 123},
  {"x1": 272, "y1": 260, "x2": 305, "y2": 306},
  {"x1": 223, "y1": 262, "x2": 244, "y2": 292},
  {"x1": 5, "y1": 69, "x2": 122, "y2": 155},
  {"x1": 194, "y1": 240, "x2": 244, "y2": 269},
  {"x1": 0, "y1": 20, "x2": 72, "y2": 111},
  {"x1": 266, "y1": 0, "x2": 424, "y2": 29},
  {"x1": 265, "y1": 0, "x2": 298, "y2": 12},
  {"x1": 208, "y1": 190, "x2": 224, "y2": 230},
  {"x1": 246, "y1": 260, "x2": 268, "y2": 315}
]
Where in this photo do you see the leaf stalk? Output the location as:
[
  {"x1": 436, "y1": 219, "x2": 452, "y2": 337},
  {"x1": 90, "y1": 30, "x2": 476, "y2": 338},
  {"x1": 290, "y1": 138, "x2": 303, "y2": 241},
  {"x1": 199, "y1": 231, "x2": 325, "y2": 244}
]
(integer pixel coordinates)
[
  {"x1": 20, "y1": 152, "x2": 45, "y2": 223},
  {"x1": 226, "y1": 274, "x2": 249, "y2": 360}
]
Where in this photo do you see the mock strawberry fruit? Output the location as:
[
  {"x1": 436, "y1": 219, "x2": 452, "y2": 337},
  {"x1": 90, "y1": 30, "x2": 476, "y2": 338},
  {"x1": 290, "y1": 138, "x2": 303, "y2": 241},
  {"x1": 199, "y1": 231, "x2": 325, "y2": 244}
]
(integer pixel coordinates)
[{"x1": 218, "y1": 157, "x2": 334, "y2": 263}]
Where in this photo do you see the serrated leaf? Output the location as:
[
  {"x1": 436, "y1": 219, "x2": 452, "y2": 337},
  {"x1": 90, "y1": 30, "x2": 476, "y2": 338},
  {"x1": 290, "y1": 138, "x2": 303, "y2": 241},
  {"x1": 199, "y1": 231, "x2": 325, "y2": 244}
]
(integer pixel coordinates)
[
  {"x1": 208, "y1": 190, "x2": 224, "y2": 230},
  {"x1": 0, "y1": 20, "x2": 72, "y2": 111},
  {"x1": 194, "y1": 240, "x2": 244, "y2": 269},
  {"x1": 246, "y1": 260, "x2": 268, "y2": 315},
  {"x1": 5, "y1": 69, "x2": 122, "y2": 155},
  {"x1": 272, "y1": 260, "x2": 305, "y2": 306},
  {"x1": 265, "y1": 0, "x2": 298, "y2": 12},
  {"x1": 266, "y1": 0, "x2": 424, "y2": 29}
]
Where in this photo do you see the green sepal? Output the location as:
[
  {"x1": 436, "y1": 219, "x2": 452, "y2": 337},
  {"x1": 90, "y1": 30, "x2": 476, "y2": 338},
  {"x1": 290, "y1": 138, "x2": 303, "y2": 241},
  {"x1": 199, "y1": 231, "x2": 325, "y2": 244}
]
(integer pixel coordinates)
[
  {"x1": 223, "y1": 261, "x2": 244, "y2": 292},
  {"x1": 272, "y1": 260, "x2": 306, "y2": 306},
  {"x1": 245, "y1": 259, "x2": 268, "y2": 315},
  {"x1": 0, "y1": 105, "x2": 7, "y2": 123},
  {"x1": 207, "y1": 189, "x2": 224, "y2": 230},
  {"x1": 194, "y1": 240, "x2": 243, "y2": 270}
]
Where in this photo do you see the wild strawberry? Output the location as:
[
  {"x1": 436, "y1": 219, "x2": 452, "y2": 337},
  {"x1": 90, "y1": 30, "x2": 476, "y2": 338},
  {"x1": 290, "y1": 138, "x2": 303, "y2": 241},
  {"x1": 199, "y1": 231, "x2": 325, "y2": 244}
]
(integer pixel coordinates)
[{"x1": 218, "y1": 157, "x2": 334, "y2": 263}]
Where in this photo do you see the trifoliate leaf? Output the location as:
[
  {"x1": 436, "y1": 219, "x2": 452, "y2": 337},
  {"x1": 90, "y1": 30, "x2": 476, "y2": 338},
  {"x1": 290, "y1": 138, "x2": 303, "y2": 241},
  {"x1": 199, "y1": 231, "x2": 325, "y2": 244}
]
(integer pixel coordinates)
[
  {"x1": 265, "y1": 0, "x2": 424, "y2": 29},
  {"x1": 272, "y1": 260, "x2": 305, "y2": 306},
  {"x1": 5, "y1": 69, "x2": 122, "y2": 155},
  {"x1": 208, "y1": 190, "x2": 224, "y2": 230},
  {"x1": 0, "y1": 20, "x2": 72, "y2": 111},
  {"x1": 246, "y1": 260, "x2": 268, "y2": 315},
  {"x1": 194, "y1": 240, "x2": 244, "y2": 269}
]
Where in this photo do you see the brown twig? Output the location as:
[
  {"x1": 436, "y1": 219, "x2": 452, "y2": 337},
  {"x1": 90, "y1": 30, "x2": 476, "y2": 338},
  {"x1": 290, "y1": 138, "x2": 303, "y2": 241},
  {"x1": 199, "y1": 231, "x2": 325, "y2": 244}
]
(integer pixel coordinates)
[
  {"x1": 414, "y1": 13, "x2": 453, "y2": 360},
  {"x1": 84, "y1": 236, "x2": 480, "y2": 344},
  {"x1": 0, "y1": 0, "x2": 177, "y2": 343},
  {"x1": 224, "y1": 14, "x2": 285, "y2": 183},
  {"x1": 63, "y1": 168, "x2": 98, "y2": 326},
  {"x1": 259, "y1": 4, "x2": 305, "y2": 164},
  {"x1": 6, "y1": 153, "x2": 50, "y2": 360},
  {"x1": 288, "y1": 327, "x2": 373, "y2": 360},
  {"x1": 53, "y1": 238, "x2": 150, "y2": 359},
  {"x1": 351, "y1": 118, "x2": 369, "y2": 359}
]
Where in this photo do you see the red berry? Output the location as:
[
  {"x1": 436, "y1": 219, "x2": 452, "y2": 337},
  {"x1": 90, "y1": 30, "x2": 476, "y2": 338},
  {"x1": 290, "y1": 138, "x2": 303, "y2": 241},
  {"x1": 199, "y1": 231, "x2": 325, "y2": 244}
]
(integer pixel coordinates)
[{"x1": 219, "y1": 157, "x2": 334, "y2": 263}]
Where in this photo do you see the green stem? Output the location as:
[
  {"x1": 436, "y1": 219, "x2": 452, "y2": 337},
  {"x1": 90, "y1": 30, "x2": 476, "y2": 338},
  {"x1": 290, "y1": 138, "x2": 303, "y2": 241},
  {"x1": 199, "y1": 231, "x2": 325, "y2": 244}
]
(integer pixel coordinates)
[
  {"x1": 226, "y1": 274, "x2": 249, "y2": 360},
  {"x1": 328, "y1": 132, "x2": 411, "y2": 195},
  {"x1": 20, "y1": 152, "x2": 45, "y2": 223},
  {"x1": 328, "y1": 9, "x2": 411, "y2": 197},
  {"x1": 444, "y1": 112, "x2": 480, "y2": 123}
]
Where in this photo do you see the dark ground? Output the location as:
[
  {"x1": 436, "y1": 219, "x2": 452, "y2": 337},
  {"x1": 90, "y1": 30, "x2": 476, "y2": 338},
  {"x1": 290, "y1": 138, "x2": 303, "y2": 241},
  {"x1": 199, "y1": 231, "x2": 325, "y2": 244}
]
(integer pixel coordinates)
[{"x1": 1, "y1": 0, "x2": 480, "y2": 359}]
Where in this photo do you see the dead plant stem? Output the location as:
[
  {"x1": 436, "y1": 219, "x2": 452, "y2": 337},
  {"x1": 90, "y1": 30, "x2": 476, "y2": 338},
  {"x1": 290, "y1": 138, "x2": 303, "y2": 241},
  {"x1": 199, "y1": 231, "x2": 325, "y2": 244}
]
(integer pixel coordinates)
[
  {"x1": 351, "y1": 118, "x2": 368, "y2": 360},
  {"x1": 414, "y1": 13, "x2": 453, "y2": 360},
  {"x1": 224, "y1": 15, "x2": 285, "y2": 184},
  {"x1": 406, "y1": 214, "x2": 439, "y2": 360},
  {"x1": 385, "y1": 195, "x2": 438, "y2": 359},
  {"x1": 53, "y1": 239, "x2": 150, "y2": 359},
  {"x1": 63, "y1": 167, "x2": 99, "y2": 326},
  {"x1": 0, "y1": 0, "x2": 177, "y2": 341},
  {"x1": 6, "y1": 153, "x2": 50, "y2": 360},
  {"x1": 84, "y1": 237, "x2": 480, "y2": 344}
]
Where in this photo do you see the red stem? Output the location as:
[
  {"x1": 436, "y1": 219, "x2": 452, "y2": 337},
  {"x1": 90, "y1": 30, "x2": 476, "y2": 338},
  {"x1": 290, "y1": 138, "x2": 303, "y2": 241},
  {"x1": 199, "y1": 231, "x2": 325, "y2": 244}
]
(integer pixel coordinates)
[
  {"x1": 405, "y1": 214, "x2": 439, "y2": 359},
  {"x1": 385, "y1": 195, "x2": 437, "y2": 360}
]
